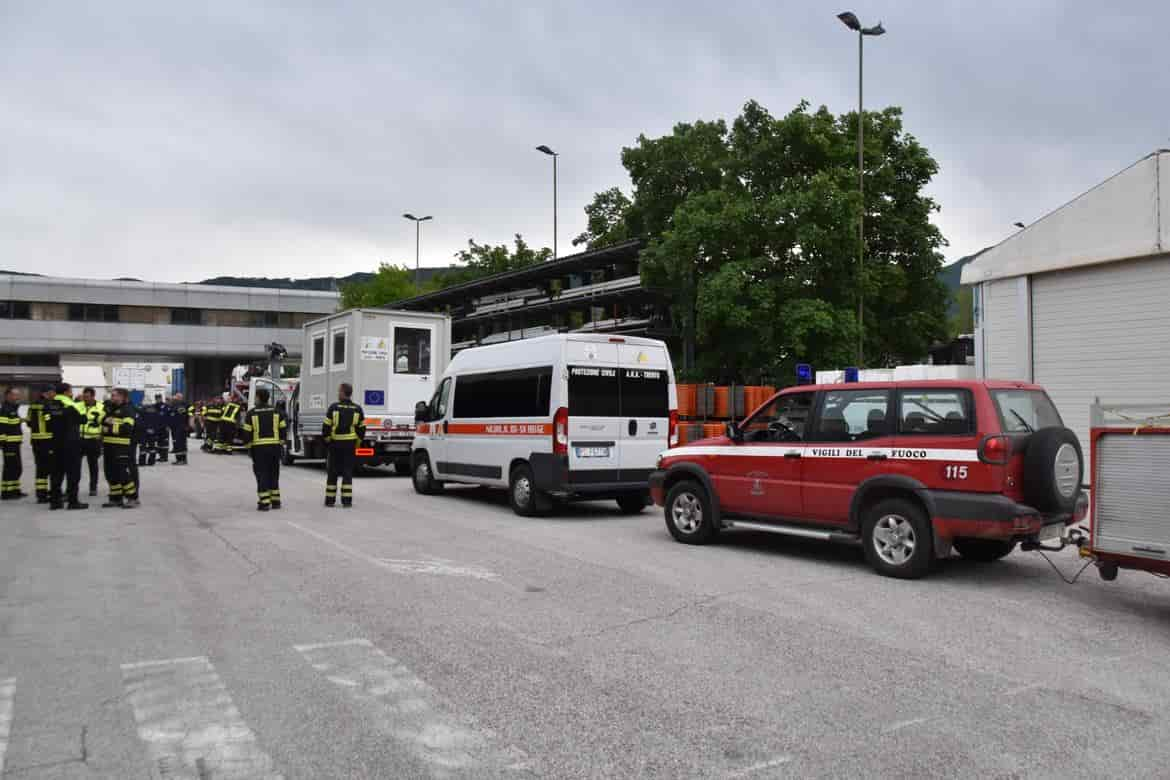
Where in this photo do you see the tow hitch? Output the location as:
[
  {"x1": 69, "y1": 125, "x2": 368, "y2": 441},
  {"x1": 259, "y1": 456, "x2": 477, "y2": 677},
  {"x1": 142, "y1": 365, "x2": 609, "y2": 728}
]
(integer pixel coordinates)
[{"x1": 1024, "y1": 528, "x2": 1102, "y2": 584}]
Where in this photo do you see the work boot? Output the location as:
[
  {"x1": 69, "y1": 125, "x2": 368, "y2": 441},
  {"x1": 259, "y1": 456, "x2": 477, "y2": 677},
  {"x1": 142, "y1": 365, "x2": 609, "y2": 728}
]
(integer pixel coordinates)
[
  {"x1": 324, "y1": 499, "x2": 335, "y2": 508},
  {"x1": 341, "y1": 502, "x2": 353, "y2": 509},
  {"x1": 49, "y1": 502, "x2": 63, "y2": 510},
  {"x1": 122, "y1": 498, "x2": 140, "y2": 509},
  {"x1": 102, "y1": 499, "x2": 123, "y2": 508},
  {"x1": 37, "y1": 496, "x2": 49, "y2": 504},
  {"x1": 270, "y1": 501, "x2": 282, "y2": 510},
  {"x1": 67, "y1": 501, "x2": 89, "y2": 510},
  {"x1": 257, "y1": 502, "x2": 270, "y2": 512}
]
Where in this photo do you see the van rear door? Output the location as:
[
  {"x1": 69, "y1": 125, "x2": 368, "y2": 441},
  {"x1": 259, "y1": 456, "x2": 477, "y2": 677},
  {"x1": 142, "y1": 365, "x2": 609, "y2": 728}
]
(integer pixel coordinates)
[
  {"x1": 566, "y1": 339, "x2": 621, "y2": 484},
  {"x1": 617, "y1": 343, "x2": 671, "y2": 482}
]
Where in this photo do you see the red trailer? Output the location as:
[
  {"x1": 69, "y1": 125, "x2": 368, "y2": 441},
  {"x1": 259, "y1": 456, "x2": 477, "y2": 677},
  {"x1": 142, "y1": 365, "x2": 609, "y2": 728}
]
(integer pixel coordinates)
[{"x1": 1075, "y1": 402, "x2": 1170, "y2": 581}]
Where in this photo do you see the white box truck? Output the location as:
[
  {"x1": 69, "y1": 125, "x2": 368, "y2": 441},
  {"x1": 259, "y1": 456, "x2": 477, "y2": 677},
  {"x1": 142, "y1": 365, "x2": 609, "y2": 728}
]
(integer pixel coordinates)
[{"x1": 287, "y1": 308, "x2": 452, "y2": 473}]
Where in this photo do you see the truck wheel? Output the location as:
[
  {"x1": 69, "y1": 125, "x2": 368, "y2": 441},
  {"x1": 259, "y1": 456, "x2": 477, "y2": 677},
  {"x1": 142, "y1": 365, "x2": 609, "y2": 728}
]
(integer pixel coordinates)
[
  {"x1": 616, "y1": 493, "x2": 648, "y2": 514},
  {"x1": 1022, "y1": 427, "x2": 1083, "y2": 514},
  {"x1": 509, "y1": 463, "x2": 551, "y2": 517},
  {"x1": 412, "y1": 453, "x2": 443, "y2": 495},
  {"x1": 664, "y1": 481, "x2": 717, "y2": 544},
  {"x1": 862, "y1": 497, "x2": 934, "y2": 579},
  {"x1": 953, "y1": 538, "x2": 1017, "y2": 562}
]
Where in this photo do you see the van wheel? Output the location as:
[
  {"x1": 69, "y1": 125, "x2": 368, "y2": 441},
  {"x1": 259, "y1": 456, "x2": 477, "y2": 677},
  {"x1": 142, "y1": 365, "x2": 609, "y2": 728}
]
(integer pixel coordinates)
[
  {"x1": 665, "y1": 481, "x2": 717, "y2": 544},
  {"x1": 616, "y1": 493, "x2": 648, "y2": 514},
  {"x1": 953, "y1": 538, "x2": 1016, "y2": 562},
  {"x1": 862, "y1": 497, "x2": 934, "y2": 579},
  {"x1": 509, "y1": 464, "x2": 551, "y2": 516},
  {"x1": 412, "y1": 453, "x2": 443, "y2": 495}
]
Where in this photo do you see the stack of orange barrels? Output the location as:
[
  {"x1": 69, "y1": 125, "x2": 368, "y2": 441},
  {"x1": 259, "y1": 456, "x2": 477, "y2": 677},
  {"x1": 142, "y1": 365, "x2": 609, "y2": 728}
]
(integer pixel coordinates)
[{"x1": 674, "y1": 382, "x2": 777, "y2": 445}]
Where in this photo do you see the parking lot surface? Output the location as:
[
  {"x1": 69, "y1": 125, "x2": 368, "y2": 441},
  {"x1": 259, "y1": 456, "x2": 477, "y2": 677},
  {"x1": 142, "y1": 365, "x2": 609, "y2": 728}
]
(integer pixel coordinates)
[{"x1": 2, "y1": 446, "x2": 1169, "y2": 778}]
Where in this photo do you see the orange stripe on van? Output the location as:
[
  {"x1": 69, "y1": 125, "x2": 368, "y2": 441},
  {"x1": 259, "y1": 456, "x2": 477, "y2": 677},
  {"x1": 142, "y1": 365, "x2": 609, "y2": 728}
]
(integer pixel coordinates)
[
  {"x1": 417, "y1": 423, "x2": 430, "y2": 434},
  {"x1": 446, "y1": 422, "x2": 552, "y2": 436}
]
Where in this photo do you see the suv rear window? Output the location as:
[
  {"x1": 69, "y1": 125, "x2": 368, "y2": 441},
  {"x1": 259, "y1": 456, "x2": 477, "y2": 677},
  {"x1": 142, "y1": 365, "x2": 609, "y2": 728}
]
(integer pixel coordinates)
[
  {"x1": 992, "y1": 389, "x2": 1063, "y2": 433},
  {"x1": 898, "y1": 389, "x2": 975, "y2": 435}
]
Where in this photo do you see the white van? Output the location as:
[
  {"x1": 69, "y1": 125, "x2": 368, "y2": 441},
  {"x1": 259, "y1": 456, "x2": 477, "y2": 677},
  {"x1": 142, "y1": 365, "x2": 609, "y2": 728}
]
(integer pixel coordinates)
[{"x1": 411, "y1": 333, "x2": 678, "y2": 515}]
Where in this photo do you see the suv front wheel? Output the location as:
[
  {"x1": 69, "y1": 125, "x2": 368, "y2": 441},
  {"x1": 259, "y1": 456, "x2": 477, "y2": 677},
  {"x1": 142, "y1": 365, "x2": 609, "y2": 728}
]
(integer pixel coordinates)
[
  {"x1": 664, "y1": 480, "x2": 718, "y2": 544},
  {"x1": 862, "y1": 497, "x2": 934, "y2": 579}
]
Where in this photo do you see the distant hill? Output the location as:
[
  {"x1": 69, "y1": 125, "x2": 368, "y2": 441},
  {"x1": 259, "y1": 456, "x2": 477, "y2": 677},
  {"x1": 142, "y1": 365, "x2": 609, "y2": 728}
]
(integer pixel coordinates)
[
  {"x1": 938, "y1": 248, "x2": 990, "y2": 317},
  {"x1": 194, "y1": 267, "x2": 460, "y2": 291}
]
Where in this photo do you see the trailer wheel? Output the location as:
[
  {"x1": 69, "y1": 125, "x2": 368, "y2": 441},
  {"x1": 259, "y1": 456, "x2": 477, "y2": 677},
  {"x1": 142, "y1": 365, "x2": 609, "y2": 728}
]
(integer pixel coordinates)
[{"x1": 412, "y1": 453, "x2": 443, "y2": 495}]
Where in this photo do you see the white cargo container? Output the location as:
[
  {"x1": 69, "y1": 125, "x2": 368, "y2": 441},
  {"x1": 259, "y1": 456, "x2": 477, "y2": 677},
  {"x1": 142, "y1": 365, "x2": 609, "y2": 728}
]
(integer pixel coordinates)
[{"x1": 287, "y1": 308, "x2": 452, "y2": 473}]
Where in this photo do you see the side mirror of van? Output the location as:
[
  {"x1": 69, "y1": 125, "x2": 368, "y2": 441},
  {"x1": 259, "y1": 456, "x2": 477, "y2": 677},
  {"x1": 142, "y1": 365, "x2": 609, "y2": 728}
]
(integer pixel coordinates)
[
  {"x1": 415, "y1": 401, "x2": 429, "y2": 423},
  {"x1": 725, "y1": 421, "x2": 742, "y2": 442}
]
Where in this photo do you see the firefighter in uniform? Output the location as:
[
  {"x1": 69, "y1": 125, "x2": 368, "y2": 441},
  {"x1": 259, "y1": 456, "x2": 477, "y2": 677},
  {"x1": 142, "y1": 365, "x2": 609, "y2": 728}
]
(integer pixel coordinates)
[
  {"x1": 101, "y1": 388, "x2": 139, "y2": 508},
  {"x1": 138, "y1": 396, "x2": 159, "y2": 466},
  {"x1": 1, "y1": 386, "x2": 26, "y2": 500},
  {"x1": 154, "y1": 394, "x2": 171, "y2": 463},
  {"x1": 44, "y1": 382, "x2": 87, "y2": 510},
  {"x1": 170, "y1": 392, "x2": 190, "y2": 465},
  {"x1": 242, "y1": 386, "x2": 286, "y2": 511},
  {"x1": 202, "y1": 399, "x2": 221, "y2": 452},
  {"x1": 80, "y1": 387, "x2": 105, "y2": 497},
  {"x1": 323, "y1": 383, "x2": 365, "y2": 508},
  {"x1": 26, "y1": 386, "x2": 53, "y2": 502},
  {"x1": 218, "y1": 397, "x2": 241, "y2": 454}
]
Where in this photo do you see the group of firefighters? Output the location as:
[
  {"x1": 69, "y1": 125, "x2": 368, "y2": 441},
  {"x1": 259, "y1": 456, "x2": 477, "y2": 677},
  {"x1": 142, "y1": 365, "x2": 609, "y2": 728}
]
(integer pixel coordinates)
[{"x1": 1, "y1": 382, "x2": 367, "y2": 511}]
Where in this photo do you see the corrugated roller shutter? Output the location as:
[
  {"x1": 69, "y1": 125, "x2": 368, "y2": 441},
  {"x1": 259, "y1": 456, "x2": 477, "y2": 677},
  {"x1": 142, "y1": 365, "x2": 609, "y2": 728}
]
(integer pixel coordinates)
[
  {"x1": 1094, "y1": 434, "x2": 1170, "y2": 557},
  {"x1": 1032, "y1": 255, "x2": 1170, "y2": 456},
  {"x1": 981, "y1": 278, "x2": 1026, "y2": 380}
]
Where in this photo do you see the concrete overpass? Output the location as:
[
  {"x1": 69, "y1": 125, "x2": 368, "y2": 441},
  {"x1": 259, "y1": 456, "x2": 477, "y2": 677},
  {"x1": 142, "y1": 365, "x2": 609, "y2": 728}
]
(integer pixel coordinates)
[{"x1": 1, "y1": 273, "x2": 339, "y2": 398}]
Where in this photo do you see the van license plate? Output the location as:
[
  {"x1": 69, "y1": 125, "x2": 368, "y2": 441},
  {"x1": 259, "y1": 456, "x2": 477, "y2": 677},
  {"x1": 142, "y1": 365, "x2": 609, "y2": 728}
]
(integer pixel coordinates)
[{"x1": 576, "y1": 447, "x2": 610, "y2": 458}]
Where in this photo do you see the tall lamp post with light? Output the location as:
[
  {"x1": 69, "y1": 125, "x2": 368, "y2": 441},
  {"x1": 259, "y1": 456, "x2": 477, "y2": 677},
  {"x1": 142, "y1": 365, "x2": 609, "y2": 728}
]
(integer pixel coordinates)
[
  {"x1": 535, "y1": 145, "x2": 558, "y2": 259},
  {"x1": 402, "y1": 213, "x2": 433, "y2": 288},
  {"x1": 837, "y1": 10, "x2": 885, "y2": 367}
]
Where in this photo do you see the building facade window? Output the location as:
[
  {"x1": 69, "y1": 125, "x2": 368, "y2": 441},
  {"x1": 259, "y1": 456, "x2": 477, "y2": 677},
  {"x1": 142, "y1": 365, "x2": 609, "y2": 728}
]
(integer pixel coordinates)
[
  {"x1": 0, "y1": 301, "x2": 32, "y2": 319},
  {"x1": 171, "y1": 308, "x2": 205, "y2": 325},
  {"x1": 68, "y1": 303, "x2": 120, "y2": 322}
]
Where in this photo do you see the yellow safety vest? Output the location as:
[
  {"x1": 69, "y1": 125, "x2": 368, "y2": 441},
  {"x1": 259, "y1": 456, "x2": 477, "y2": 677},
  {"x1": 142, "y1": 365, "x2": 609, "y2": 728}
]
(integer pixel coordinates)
[{"x1": 82, "y1": 402, "x2": 105, "y2": 440}]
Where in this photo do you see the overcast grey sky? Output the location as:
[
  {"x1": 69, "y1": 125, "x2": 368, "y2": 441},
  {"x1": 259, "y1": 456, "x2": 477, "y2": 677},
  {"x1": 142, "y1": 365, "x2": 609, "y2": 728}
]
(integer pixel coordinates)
[{"x1": 2, "y1": 1, "x2": 1167, "y2": 282}]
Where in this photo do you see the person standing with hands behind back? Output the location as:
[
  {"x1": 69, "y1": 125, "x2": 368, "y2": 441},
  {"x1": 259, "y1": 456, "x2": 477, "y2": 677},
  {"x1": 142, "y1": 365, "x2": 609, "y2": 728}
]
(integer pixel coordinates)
[
  {"x1": 322, "y1": 383, "x2": 365, "y2": 508},
  {"x1": 241, "y1": 386, "x2": 286, "y2": 511},
  {"x1": 80, "y1": 387, "x2": 104, "y2": 497}
]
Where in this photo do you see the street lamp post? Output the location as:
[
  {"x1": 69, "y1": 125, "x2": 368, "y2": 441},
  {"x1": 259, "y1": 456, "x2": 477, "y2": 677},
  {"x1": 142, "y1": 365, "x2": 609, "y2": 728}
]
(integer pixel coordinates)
[
  {"x1": 535, "y1": 145, "x2": 558, "y2": 259},
  {"x1": 402, "y1": 213, "x2": 433, "y2": 288},
  {"x1": 837, "y1": 11, "x2": 885, "y2": 367}
]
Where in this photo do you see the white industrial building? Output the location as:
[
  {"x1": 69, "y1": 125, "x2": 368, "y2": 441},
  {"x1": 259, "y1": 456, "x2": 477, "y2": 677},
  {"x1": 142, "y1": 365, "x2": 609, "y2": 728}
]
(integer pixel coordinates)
[{"x1": 962, "y1": 149, "x2": 1170, "y2": 452}]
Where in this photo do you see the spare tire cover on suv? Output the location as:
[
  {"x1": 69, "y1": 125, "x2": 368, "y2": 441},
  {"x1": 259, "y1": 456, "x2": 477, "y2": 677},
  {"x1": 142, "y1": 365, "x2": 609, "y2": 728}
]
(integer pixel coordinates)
[{"x1": 1021, "y1": 427, "x2": 1083, "y2": 513}]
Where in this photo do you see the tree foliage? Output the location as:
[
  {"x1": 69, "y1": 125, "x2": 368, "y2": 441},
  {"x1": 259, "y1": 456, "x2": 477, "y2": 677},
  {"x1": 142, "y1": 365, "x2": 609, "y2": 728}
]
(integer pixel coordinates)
[
  {"x1": 581, "y1": 99, "x2": 949, "y2": 381},
  {"x1": 432, "y1": 234, "x2": 552, "y2": 288},
  {"x1": 339, "y1": 263, "x2": 416, "y2": 309}
]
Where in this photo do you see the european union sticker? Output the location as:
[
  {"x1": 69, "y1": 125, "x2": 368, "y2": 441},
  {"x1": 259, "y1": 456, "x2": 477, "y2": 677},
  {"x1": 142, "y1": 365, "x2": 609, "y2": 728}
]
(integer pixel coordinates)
[{"x1": 365, "y1": 389, "x2": 385, "y2": 406}]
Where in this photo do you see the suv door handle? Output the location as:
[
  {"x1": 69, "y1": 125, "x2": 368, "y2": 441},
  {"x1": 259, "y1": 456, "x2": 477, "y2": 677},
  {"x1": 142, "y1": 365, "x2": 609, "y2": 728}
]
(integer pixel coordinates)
[
  {"x1": 784, "y1": 451, "x2": 802, "y2": 459},
  {"x1": 867, "y1": 453, "x2": 888, "y2": 461}
]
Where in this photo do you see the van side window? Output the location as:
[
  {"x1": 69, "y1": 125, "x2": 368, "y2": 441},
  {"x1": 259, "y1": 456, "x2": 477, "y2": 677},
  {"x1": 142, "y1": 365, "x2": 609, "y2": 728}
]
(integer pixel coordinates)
[
  {"x1": 435, "y1": 378, "x2": 452, "y2": 419},
  {"x1": 898, "y1": 389, "x2": 974, "y2": 435},
  {"x1": 452, "y1": 367, "x2": 553, "y2": 418}
]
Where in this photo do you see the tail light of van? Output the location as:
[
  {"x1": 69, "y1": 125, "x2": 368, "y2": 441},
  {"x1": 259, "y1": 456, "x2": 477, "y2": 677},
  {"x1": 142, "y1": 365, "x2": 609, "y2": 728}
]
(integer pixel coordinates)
[
  {"x1": 979, "y1": 434, "x2": 1012, "y2": 465},
  {"x1": 553, "y1": 406, "x2": 569, "y2": 456},
  {"x1": 668, "y1": 409, "x2": 679, "y2": 448}
]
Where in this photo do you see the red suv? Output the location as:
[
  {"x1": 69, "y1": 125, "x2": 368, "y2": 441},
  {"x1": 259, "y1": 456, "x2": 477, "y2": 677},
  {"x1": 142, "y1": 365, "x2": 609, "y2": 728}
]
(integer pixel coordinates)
[{"x1": 649, "y1": 380, "x2": 1088, "y2": 578}]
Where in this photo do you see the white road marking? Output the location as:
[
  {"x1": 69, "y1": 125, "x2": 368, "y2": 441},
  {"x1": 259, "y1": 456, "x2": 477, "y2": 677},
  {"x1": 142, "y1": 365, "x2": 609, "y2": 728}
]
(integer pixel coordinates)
[
  {"x1": 121, "y1": 656, "x2": 281, "y2": 779},
  {"x1": 295, "y1": 639, "x2": 529, "y2": 776},
  {"x1": 285, "y1": 521, "x2": 500, "y2": 581},
  {"x1": 0, "y1": 677, "x2": 14, "y2": 775},
  {"x1": 726, "y1": 755, "x2": 794, "y2": 777},
  {"x1": 881, "y1": 716, "x2": 928, "y2": 734}
]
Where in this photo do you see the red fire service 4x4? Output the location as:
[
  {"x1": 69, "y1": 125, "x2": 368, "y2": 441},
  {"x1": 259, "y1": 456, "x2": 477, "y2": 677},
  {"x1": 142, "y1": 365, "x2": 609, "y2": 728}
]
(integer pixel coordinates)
[{"x1": 649, "y1": 380, "x2": 1089, "y2": 579}]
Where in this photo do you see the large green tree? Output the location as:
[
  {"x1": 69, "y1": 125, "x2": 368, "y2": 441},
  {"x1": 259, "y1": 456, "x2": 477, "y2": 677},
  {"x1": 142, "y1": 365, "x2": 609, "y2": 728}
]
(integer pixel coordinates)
[
  {"x1": 429, "y1": 234, "x2": 552, "y2": 289},
  {"x1": 339, "y1": 263, "x2": 416, "y2": 309},
  {"x1": 581, "y1": 99, "x2": 949, "y2": 382}
]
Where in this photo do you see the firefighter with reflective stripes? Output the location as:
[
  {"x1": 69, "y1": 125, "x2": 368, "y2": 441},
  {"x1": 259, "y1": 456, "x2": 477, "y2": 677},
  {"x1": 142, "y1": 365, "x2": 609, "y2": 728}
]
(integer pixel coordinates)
[
  {"x1": 218, "y1": 398, "x2": 241, "y2": 454},
  {"x1": 80, "y1": 387, "x2": 105, "y2": 497},
  {"x1": 322, "y1": 383, "x2": 365, "y2": 508},
  {"x1": 202, "y1": 400, "x2": 222, "y2": 452},
  {"x1": 170, "y1": 392, "x2": 189, "y2": 465},
  {"x1": 242, "y1": 386, "x2": 286, "y2": 511},
  {"x1": 1, "y1": 386, "x2": 26, "y2": 500},
  {"x1": 45, "y1": 383, "x2": 87, "y2": 510},
  {"x1": 101, "y1": 388, "x2": 139, "y2": 508},
  {"x1": 26, "y1": 386, "x2": 53, "y2": 502}
]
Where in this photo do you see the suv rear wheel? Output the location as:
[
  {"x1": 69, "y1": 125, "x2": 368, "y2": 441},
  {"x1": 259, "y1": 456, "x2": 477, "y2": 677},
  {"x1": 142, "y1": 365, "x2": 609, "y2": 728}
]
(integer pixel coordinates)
[
  {"x1": 862, "y1": 497, "x2": 934, "y2": 579},
  {"x1": 664, "y1": 480, "x2": 718, "y2": 544},
  {"x1": 953, "y1": 538, "x2": 1016, "y2": 562}
]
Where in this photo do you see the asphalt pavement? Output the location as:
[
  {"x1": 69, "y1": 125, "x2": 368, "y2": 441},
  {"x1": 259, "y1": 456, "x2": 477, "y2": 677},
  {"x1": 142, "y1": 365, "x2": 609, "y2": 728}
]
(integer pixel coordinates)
[{"x1": 2, "y1": 443, "x2": 1170, "y2": 779}]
